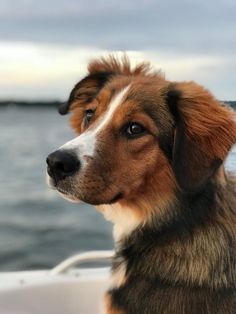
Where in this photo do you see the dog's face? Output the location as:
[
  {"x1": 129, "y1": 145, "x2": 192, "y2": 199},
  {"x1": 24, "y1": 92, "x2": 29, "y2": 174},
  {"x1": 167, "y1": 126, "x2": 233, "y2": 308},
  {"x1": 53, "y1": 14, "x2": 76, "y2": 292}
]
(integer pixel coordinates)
[
  {"x1": 47, "y1": 74, "x2": 176, "y2": 208},
  {"x1": 47, "y1": 56, "x2": 236, "y2": 221}
]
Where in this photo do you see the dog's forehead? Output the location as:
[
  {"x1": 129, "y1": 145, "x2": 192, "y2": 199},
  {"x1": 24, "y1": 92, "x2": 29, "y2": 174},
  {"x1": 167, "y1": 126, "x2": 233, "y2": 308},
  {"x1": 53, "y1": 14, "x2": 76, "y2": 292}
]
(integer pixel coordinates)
[
  {"x1": 94, "y1": 83, "x2": 162, "y2": 132},
  {"x1": 97, "y1": 76, "x2": 167, "y2": 117},
  {"x1": 94, "y1": 84, "x2": 131, "y2": 133}
]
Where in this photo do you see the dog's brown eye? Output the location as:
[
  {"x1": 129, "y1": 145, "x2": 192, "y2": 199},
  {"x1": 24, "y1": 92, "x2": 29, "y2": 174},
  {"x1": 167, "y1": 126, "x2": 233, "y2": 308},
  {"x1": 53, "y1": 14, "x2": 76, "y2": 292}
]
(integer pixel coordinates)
[
  {"x1": 84, "y1": 109, "x2": 95, "y2": 126},
  {"x1": 125, "y1": 122, "x2": 146, "y2": 138}
]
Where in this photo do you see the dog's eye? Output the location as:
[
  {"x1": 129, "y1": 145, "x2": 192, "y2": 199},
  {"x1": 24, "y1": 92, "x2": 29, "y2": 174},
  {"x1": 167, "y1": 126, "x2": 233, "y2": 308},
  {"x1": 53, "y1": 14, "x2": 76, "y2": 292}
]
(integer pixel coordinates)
[
  {"x1": 84, "y1": 109, "x2": 95, "y2": 126},
  {"x1": 125, "y1": 122, "x2": 146, "y2": 138}
]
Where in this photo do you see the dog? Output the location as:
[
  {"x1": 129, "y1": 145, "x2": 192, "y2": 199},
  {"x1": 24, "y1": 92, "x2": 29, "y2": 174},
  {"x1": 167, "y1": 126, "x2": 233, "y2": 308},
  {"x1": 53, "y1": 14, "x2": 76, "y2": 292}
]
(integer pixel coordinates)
[{"x1": 47, "y1": 55, "x2": 236, "y2": 314}]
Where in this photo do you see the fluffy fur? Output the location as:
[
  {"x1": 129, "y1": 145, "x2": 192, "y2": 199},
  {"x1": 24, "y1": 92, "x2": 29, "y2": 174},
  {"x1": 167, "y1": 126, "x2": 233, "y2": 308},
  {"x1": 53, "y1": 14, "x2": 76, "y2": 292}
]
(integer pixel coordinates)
[{"x1": 50, "y1": 55, "x2": 236, "y2": 313}]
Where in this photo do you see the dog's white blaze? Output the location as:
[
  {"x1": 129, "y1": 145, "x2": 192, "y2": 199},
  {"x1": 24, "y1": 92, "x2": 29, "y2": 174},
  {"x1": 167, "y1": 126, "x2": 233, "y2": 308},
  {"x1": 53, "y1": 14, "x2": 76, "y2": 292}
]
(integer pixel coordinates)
[
  {"x1": 60, "y1": 85, "x2": 130, "y2": 163},
  {"x1": 94, "y1": 85, "x2": 130, "y2": 134},
  {"x1": 60, "y1": 130, "x2": 96, "y2": 166}
]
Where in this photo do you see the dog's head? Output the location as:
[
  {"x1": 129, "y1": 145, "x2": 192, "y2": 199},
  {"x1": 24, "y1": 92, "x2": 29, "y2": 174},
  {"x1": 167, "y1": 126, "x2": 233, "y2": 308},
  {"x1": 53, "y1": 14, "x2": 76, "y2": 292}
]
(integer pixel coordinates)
[{"x1": 47, "y1": 55, "x2": 236, "y2": 220}]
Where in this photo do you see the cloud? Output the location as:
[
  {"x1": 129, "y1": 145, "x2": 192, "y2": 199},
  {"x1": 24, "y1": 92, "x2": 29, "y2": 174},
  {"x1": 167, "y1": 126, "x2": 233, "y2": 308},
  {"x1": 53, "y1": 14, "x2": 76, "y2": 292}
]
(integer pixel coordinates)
[
  {"x1": 0, "y1": 0, "x2": 235, "y2": 55},
  {"x1": 0, "y1": 41, "x2": 234, "y2": 100},
  {"x1": 0, "y1": 0, "x2": 235, "y2": 99}
]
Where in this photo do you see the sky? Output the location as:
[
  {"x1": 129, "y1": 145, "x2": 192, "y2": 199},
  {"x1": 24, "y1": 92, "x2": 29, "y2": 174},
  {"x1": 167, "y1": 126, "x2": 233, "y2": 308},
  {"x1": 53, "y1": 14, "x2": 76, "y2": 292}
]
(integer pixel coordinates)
[{"x1": 0, "y1": 0, "x2": 235, "y2": 100}]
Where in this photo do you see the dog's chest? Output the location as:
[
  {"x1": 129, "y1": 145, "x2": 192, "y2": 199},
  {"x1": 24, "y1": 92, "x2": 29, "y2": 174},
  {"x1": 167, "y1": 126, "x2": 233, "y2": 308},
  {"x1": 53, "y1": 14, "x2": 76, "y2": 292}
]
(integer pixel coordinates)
[{"x1": 96, "y1": 203, "x2": 142, "y2": 289}]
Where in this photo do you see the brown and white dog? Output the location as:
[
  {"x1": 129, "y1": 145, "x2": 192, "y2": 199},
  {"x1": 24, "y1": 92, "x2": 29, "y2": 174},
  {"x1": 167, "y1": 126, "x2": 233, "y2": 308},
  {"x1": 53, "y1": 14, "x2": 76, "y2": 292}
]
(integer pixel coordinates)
[{"x1": 47, "y1": 56, "x2": 236, "y2": 314}]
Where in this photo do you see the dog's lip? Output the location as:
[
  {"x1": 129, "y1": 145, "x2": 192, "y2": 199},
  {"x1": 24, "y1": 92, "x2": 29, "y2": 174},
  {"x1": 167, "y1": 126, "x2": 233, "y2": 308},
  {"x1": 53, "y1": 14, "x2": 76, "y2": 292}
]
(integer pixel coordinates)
[
  {"x1": 50, "y1": 180, "x2": 69, "y2": 195},
  {"x1": 109, "y1": 192, "x2": 124, "y2": 204},
  {"x1": 47, "y1": 174, "x2": 66, "y2": 194},
  {"x1": 47, "y1": 172, "x2": 68, "y2": 195},
  {"x1": 56, "y1": 186, "x2": 69, "y2": 195},
  {"x1": 46, "y1": 174, "x2": 57, "y2": 190},
  {"x1": 48, "y1": 172, "x2": 124, "y2": 205},
  {"x1": 56, "y1": 188, "x2": 124, "y2": 205},
  {"x1": 57, "y1": 188, "x2": 81, "y2": 204}
]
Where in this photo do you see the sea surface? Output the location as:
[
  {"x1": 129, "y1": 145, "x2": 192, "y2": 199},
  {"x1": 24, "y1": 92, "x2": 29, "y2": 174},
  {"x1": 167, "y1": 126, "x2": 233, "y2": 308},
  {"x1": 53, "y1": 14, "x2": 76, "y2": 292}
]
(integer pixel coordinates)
[{"x1": 0, "y1": 106, "x2": 235, "y2": 271}]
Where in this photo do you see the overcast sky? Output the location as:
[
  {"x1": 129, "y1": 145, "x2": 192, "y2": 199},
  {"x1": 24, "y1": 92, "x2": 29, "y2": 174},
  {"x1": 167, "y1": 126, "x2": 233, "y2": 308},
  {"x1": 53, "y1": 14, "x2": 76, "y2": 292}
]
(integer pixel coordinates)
[{"x1": 0, "y1": 0, "x2": 235, "y2": 100}]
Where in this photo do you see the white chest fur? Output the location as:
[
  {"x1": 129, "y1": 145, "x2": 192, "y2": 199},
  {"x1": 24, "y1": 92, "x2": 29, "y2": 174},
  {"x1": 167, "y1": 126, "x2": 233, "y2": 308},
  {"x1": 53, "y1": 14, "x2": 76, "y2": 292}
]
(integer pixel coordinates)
[
  {"x1": 97, "y1": 203, "x2": 142, "y2": 289},
  {"x1": 97, "y1": 203, "x2": 142, "y2": 242}
]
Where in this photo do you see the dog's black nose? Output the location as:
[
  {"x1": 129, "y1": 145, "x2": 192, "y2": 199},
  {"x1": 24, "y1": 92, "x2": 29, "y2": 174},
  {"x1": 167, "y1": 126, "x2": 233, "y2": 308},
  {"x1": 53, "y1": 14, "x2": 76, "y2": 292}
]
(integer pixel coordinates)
[{"x1": 46, "y1": 150, "x2": 80, "y2": 181}]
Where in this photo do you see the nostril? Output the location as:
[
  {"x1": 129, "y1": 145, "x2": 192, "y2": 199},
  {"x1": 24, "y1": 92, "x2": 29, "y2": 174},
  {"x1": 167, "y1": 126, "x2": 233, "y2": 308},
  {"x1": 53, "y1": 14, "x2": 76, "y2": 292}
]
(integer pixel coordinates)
[
  {"x1": 54, "y1": 160, "x2": 76, "y2": 174},
  {"x1": 54, "y1": 161, "x2": 65, "y2": 172}
]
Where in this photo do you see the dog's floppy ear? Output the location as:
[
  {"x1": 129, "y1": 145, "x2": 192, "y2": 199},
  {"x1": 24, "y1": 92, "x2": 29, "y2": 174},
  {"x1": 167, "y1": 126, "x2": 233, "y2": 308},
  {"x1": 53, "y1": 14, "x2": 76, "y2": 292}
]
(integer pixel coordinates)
[
  {"x1": 167, "y1": 82, "x2": 236, "y2": 191},
  {"x1": 58, "y1": 71, "x2": 115, "y2": 115}
]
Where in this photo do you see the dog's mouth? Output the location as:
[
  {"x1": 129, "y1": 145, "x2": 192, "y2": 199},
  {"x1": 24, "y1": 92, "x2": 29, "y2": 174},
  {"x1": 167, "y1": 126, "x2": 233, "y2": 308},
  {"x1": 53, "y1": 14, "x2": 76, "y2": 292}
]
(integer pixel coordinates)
[
  {"x1": 56, "y1": 186, "x2": 69, "y2": 195},
  {"x1": 55, "y1": 184, "x2": 82, "y2": 203},
  {"x1": 109, "y1": 192, "x2": 124, "y2": 204},
  {"x1": 47, "y1": 174, "x2": 78, "y2": 201},
  {"x1": 47, "y1": 174, "x2": 56, "y2": 189},
  {"x1": 47, "y1": 174, "x2": 124, "y2": 205},
  {"x1": 57, "y1": 187, "x2": 123, "y2": 205}
]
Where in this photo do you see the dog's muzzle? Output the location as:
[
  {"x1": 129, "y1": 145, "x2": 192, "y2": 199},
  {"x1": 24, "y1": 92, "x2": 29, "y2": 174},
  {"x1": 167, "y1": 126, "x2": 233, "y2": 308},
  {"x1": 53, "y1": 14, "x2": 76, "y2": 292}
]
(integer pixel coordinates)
[{"x1": 46, "y1": 150, "x2": 80, "y2": 183}]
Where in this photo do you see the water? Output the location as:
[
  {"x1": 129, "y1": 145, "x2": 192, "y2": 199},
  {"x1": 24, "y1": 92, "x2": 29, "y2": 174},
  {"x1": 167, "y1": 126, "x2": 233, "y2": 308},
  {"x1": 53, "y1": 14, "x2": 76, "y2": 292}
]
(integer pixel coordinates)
[
  {"x1": 0, "y1": 106, "x2": 235, "y2": 271},
  {"x1": 0, "y1": 106, "x2": 113, "y2": 271}
]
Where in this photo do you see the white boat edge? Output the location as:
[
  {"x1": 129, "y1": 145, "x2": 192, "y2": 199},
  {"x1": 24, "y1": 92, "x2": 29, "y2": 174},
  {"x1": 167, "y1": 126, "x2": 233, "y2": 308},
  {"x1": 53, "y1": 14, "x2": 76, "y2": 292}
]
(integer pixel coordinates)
[{"x1": 0, "y1": 250, "x2": 114, "y2": 314}]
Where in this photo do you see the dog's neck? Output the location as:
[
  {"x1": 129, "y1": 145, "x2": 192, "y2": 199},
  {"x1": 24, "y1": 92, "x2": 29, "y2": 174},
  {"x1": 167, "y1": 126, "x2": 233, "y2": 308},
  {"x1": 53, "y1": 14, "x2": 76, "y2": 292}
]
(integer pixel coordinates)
[
  {"x1": 110, "y1": 177, "x2": 236, "y2": 289},
  {"x1": 96, "y1": 178, "x2": 219, "y2": 244},
  {"x1": 96, "y1": 203, "x2": 143, "y2": 243}
]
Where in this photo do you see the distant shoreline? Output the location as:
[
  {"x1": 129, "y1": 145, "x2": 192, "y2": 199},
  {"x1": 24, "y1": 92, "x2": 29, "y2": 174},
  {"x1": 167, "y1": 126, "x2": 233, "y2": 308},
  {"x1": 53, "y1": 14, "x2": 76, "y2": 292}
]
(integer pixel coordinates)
[{"x1": 0, "y1": 100, "x2": 235, "y2": 109}]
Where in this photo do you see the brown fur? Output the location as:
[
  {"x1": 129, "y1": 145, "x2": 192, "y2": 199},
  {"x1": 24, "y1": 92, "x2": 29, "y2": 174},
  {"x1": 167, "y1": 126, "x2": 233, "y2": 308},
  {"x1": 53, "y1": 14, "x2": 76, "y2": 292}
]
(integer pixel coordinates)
[
  {"x1": 105, "y1": 294, "x2": 125, "y2": 314},
  {"x1": 88, "y1": 54, "x2": 157, "y2": 77},
  {"x1": 57, "y1": 55, "x2": 236, "y2": 313},
  {"x1": 168, "y1": 82, "x2": 236, "y2": 190}
]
